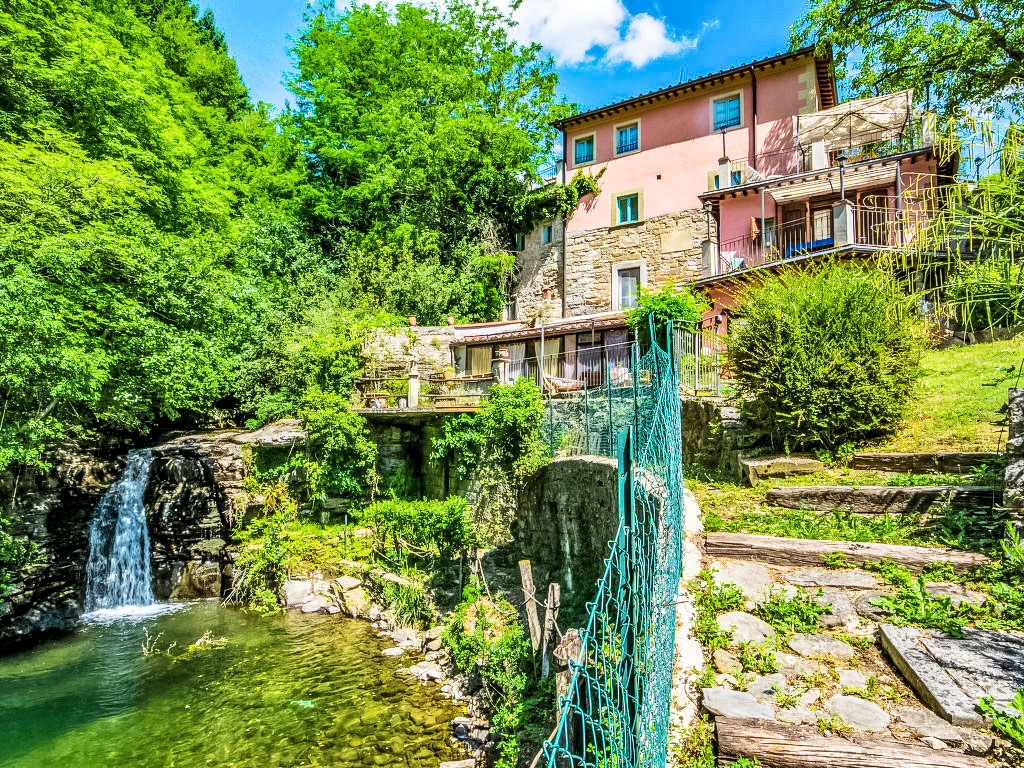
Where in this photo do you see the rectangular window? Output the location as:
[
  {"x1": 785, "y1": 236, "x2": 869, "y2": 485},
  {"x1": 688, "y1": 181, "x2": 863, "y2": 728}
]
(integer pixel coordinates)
[
  {"x1": 515, "y1": 234, "x2": 525, "y2": 251},
  {"x1": 617, "y1": 267, "x2": 641, "y2": 310},
  {"x1": 813, "y1": 209, "x2": 832, "y2": 241},
  {"x1": 616, "y1": 193, "x2": 639, "y2": 224},
  {"x1": 761, "y1": 217, "x2": 777, "y2": 248},
  {"x1": 574, "y1": 135, "x2": 594, "y2": 165},
  {"x1": 616, "y1": 123, "x2": 639, "y2": 154},
  {"x1": 713, "y1": 94, "x2": 741, "y2": 131},
  {"x1": 543, "y1": 225, "x2": 552, "y2": 243},
  {"x1": 467, "y1": 346, "x2": 492, "y2": 375}
]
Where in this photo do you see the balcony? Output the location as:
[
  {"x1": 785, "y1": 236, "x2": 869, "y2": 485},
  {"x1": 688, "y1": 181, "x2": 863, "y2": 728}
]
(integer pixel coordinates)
[{"x1": 708, "y1": 200, "x2": 930, "y2": 278}]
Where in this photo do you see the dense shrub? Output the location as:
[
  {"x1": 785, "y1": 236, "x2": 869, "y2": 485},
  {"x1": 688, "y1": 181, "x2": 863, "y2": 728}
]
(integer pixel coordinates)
[
  {"x1": 626, "y1": 281, "x2": 709, "y2": 349},
  {"x1": 727, "y1": 263, "x2": 923, "y2": 450},
  {"x1": 945, "y1": 257, "x2": 1024, "y2": 331},
  {"x1": 365, "y1": 496, "x2": 475, "y2": 561},
  {"x1": 298, "y1": 386, "x2": 378, "y2": 505},
  {"x1": 474, "y1": 378, "x2": 546, "y2": 472}
]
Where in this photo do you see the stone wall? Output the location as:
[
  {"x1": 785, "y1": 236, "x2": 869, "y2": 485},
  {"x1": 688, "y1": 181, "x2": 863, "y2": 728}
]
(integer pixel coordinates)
[
  {"x1": 680, "y1": 397, "x2": 761, "y2": 476},
  {"x1": 0, "y1": 441, "x2": 126, "y2": 650},
  {"x1": 514, "y1": 218, "x2": 564, "y2": 322},
  {"x1": 564, "y1": 209, "x2": 711, "y2": 317},
  {"x1": 363, "y1": 413, "x2": 450, "y2": 501},
  {"x1": 509, "y1": 456, "x2": 619, "y2": 597},
  {"x1": 1006, "y1": 388, "x2": 1024, "y2": 524},
  {"x1": 364, "y1": 325, "x2": 454, "y2": 376}
]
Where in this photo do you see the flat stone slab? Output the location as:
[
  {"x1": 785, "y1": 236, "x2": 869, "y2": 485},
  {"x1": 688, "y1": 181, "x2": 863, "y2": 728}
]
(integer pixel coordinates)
[
  {"x1": 774, "y1": 651, "x2": 826, "y2": 678},
  {"x1": 740, "y1": 455, "x2": 824, "y2": 486},
  {"x1": 745, "y1": 673, "x2": 787, "y2": 702},
  {"x1": 300, "y1": 595, "x2": 329, "y2": 613},
  {"x1": 713, "y1": 649, "x2": 741, "y2": 674},
  {"x1": 711, "y1": 560, "x2": 771, "y2": 602},
  {"x1": 855, "y1": 590, "x2": 894, "y2": 622},
  {"x1": 766, "y1": 485, "x2": 998, "y2": 515},
  {"x1": 894, "y1": 706, "x2": 964, "y2": 742},
  {"x1": 815, "y1": 588, "x2": 857, "y2": 628},
  {"x1": 717, "y1": 611, "x2": 776, "y2": 645},
  {"x1": 777, "y1": 705, "x2": 817, "y2": 725},
  {"x1": 923, "y1": 582, "x2": 986, "y2": 608},
  {"x1": 701, "y1": 687, "x2": 775, "y2": 720},
  {"x1": 838, "y1": 669, "x2": 868, "y2": 689},
  {"x1": 788, "y1": 633, "x2": 855, "y2": 659},
  {"x1": 826, "y1": 694, "x2": 891, "y2": 731},
  {"x1": 787, "y1": 570, "x2": 879, "y2": 589},
  {"x1": 879, "y1": 624, "x2": 1024, "y2": 727},
  {"x1": 334, "y1": 575, "x2": 362, "y2": 592}
]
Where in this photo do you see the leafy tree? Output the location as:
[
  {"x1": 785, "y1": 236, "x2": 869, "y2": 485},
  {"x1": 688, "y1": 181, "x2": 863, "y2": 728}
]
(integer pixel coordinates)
[
  {"x1": 794, "y1": 0, "x2": 1024, "y2": 119},
  {"x1": 626, "y1": 282, "x2": 710, "y2": 349},
  {"x1": 286, "y1": 0, "x2": 571, "y2": 322}
]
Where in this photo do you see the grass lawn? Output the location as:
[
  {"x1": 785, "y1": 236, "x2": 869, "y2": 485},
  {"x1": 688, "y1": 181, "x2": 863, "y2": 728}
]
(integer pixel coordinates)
[{"x1": 867, "y1": 335, "x2": 1023, "y2": 452}]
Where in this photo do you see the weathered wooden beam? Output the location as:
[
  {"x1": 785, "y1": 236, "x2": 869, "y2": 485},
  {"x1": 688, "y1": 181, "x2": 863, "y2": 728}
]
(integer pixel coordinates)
[
  {"x1": 850, "y1": 452, "x2": 1002, "y2": 474},
  {"x1": 765, "y1": 485, "x2": 998, "y2": 515},
  {"x1": 540, "y1": 582, "x2": 560, "y2": 678},
  {"x1": 715, "y1": 717, "x2": 989, "y2": 768},
  {"x1": 519, "y1": 560, "x2": 542, "y2": 653},
  {"x1": 705, "y1": 532, "x2": 989, "y2": 573}
]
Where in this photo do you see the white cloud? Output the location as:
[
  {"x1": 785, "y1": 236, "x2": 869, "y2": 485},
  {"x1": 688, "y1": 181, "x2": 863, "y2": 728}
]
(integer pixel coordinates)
[{"x1": 363, "y1": 0, "x2": 710, "y2": 70}]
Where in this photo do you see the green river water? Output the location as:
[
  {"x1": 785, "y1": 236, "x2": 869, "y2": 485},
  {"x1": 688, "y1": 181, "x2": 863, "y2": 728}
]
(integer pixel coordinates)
[{"x1": 0, "y1": 602, "x2": 466, "y2": 767}]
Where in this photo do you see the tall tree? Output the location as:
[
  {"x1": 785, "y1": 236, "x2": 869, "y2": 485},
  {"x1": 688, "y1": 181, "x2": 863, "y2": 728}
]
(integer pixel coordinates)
[
  {"x1": 794, "y1": 0, "x2": 1024, "y2": 119},
  {"x1": 285, "y1": 1, "x2": 571, "y2": 323}
]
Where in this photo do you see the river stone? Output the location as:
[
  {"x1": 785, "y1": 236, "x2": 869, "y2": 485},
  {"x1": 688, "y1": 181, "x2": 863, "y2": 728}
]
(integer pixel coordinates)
[
  {"x1": 894, "y1": 706, "x2": 963, "y2": 741},
  {"x1": 777, "y1": 705, "x2": 818, "y2": 725},
  {"x1": 407, "y1": 661, "x2": 445, "y2": 681},
  {"x1": 789, "y1": 633, "x2": 855, "y2": 659},
  {"x1": 815, "y1": 588, "x2": 857, "y2": 628},
  {"x1": 826, "y1": 695, "x2": 891, "y2": 731},
  {"x1": 713, "y1": 649, "x2": 742, "y2": 674},
  {"x1": 745, "y1": 673, "x2": 788, "y2": 702},
  {"x1": 335, "y1": 575, "x2": 361, "y2": 592},
  {"x1": 300, "y1": 595, "x2": 329, "y2": 613},
  {"x1": 281, "y1": 579, "x2": 314, "y2": 607},
  {"x1": 711, "y1": 561, "x2": 772, "y2": 602},
  {"x1": 787, "y1": 570, "x2": 879, "y2": 589},
  {"x1": 382, "y1": 646, "x2": 405, "y2": 657},
  {"x1": 838, "y1": 669, "x2": 867, "y2": 689},
  {"x1": 774, "y1": 651, "x2": 826, "y2": 678},
  {"x1": 717, "y1": 611, "x2": 776, "y2": 645},
  {"x1": 701, "y1": 688, "x2": 775, "y2": 720},
  {"x1": 855, "y1": 590, "x2": 894, "y2": 622}
]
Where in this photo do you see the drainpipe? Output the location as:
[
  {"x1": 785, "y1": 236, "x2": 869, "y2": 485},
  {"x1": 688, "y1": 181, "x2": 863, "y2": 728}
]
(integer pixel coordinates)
[
  {"x1": 760, "y1": 187, "x2": 766, "y2": 260},
  {"x1": 749, "y1": 65, "x2": 758, "y2": 171},
  {"x1": 560, "y1": 129, "x2": 568, "y2": 319}
]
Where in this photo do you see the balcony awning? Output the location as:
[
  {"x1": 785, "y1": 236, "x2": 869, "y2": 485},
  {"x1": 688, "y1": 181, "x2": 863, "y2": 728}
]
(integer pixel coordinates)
[
  {"x1": 796, "y1": 90, "x2": 913, "y2": 153},
  {"x1": 765, "y1": 160, "x2": 899, "y2": 203}
]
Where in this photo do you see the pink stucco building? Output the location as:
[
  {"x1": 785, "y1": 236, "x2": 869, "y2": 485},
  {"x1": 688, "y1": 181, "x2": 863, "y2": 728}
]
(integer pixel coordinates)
[{"x1": 444, "y1": 46, "x2": 952, "y2": 388}]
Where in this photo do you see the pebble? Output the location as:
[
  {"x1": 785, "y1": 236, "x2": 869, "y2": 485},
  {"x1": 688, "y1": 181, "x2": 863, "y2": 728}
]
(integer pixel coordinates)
[
  {"x1": 922, "y1": 736, "x2": 950, "y2": 750},
  {"x1": 382, "y1": 646, "x2": 405, "y2": 657}
]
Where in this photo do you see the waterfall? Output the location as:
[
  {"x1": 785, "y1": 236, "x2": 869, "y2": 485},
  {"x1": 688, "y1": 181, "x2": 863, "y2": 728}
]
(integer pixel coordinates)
[{"x1": 84, "y1": 449, "x2": 156, "y2": 612}]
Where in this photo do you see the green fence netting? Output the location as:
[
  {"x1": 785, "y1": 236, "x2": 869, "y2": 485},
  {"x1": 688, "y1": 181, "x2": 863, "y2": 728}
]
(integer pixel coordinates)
[{"x1": 542, "y1": 328, "x2": 685, "y2": 767}]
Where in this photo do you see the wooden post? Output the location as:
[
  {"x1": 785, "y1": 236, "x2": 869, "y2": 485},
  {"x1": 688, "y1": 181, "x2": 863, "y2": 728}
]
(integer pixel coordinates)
[
  {"x1": 540, "y1": 582, "x2": 560, "y2": 677},
  {"x1": 519, "y1": 559, "x2": 542, "y2": 653}
]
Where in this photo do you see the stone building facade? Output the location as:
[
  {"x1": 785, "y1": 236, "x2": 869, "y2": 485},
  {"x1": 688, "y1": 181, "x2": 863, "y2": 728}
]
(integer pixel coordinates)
[{"x1": 512, "y1": 217, "x2": 563, "y2": 322}]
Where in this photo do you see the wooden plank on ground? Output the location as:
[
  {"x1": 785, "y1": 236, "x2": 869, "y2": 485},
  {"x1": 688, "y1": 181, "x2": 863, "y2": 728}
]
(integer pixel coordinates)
[
  {"x1": 765, "y1": 485, "x2": 998, "y2": 515},
  {"x1": 705, "y1": 532, "x2": 989, "y2": 573},
  {"x1": 850, "y1": 452, "x2": 1002, "y2": 473},
  {"x1": 715, "y1": 717, "x2": 989, "y2": 768}
]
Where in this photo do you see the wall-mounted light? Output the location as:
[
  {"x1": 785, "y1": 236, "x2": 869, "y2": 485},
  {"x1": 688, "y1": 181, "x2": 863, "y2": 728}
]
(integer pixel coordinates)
[{"x1": 837, "y1": 152, "x2": 847, "y2": 201}]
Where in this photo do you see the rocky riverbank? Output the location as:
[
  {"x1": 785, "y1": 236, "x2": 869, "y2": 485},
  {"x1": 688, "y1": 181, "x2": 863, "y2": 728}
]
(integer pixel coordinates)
[{"x1": 279, "y1": 571, "x2": 493, "y2": 763}]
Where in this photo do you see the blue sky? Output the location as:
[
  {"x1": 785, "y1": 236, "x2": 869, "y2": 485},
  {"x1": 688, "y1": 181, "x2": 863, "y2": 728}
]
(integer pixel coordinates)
[{"x1": 202, "y1": 0, "x2": 815, "y2": 114}]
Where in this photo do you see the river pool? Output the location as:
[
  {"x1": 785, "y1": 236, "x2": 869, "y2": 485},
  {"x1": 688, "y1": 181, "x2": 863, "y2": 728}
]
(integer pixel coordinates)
[{"x1": 0, "y1": 602, "x2": 465, "y2": 767}]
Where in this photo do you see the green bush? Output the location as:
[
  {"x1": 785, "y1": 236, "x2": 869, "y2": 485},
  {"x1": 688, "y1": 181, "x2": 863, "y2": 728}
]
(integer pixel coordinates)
[
  {"x1": 233, "y1": 499, "x2": 295, "y2": 613},
  {"x1": 364, "y1": 496, "x2": 475, "y2": 561},
  {"x1": 727, "y1": 263, "x2": 923, "y2": 450},
  {"x1": 945, "y1": 257, "x2": 1024, "y2": 331},
  {"x1": 626, "y1": 281, "x2": 709, "y2": 349},
  {"x1": 0, "y1": 518, "x2": 35, "y2": 595},
  {"x1": 474, "y1": 378, "x2": 546, "y2": 472},
  {"x1": 298, "y1": 386, "x2": 378, "y2": 506}
]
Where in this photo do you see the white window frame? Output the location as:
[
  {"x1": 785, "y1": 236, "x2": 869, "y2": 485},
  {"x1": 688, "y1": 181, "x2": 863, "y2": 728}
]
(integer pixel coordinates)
[
  {"x1": 611, "y1": 260, "x2": 646, "y2": 311},
  {"x1": 613, "y1": 118, "x2": 642, "y2": 157},
  {"x1": 710, "y1": 90, "x2": 744, "y2": 133},
  {"x1": 573, "y1": 131, "x2": 596, "y2": 167}
]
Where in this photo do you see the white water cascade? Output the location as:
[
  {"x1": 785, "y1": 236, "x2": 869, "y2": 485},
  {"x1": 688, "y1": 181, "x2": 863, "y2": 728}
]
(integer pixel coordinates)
[{"x1": 84, "y1": 449, "x2": 156, "y2": 613}]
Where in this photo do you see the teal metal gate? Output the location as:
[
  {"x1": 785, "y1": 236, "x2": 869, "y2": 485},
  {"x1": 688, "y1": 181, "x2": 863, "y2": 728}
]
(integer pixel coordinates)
[{"x1": 542, "y1": 327, "x2": 684, "y2": 767}]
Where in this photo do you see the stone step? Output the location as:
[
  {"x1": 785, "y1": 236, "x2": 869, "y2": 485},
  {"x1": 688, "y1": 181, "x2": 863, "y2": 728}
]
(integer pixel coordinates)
[
  {"x1": 849, "y1": 452, "x2": 1002, "y2": 474},
  {"x1": 765, "y1": 485, "x2": 998, "y2": 515},
  {"x1": 706, "y1": 532, "x2": 989, "y2": 573}
]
